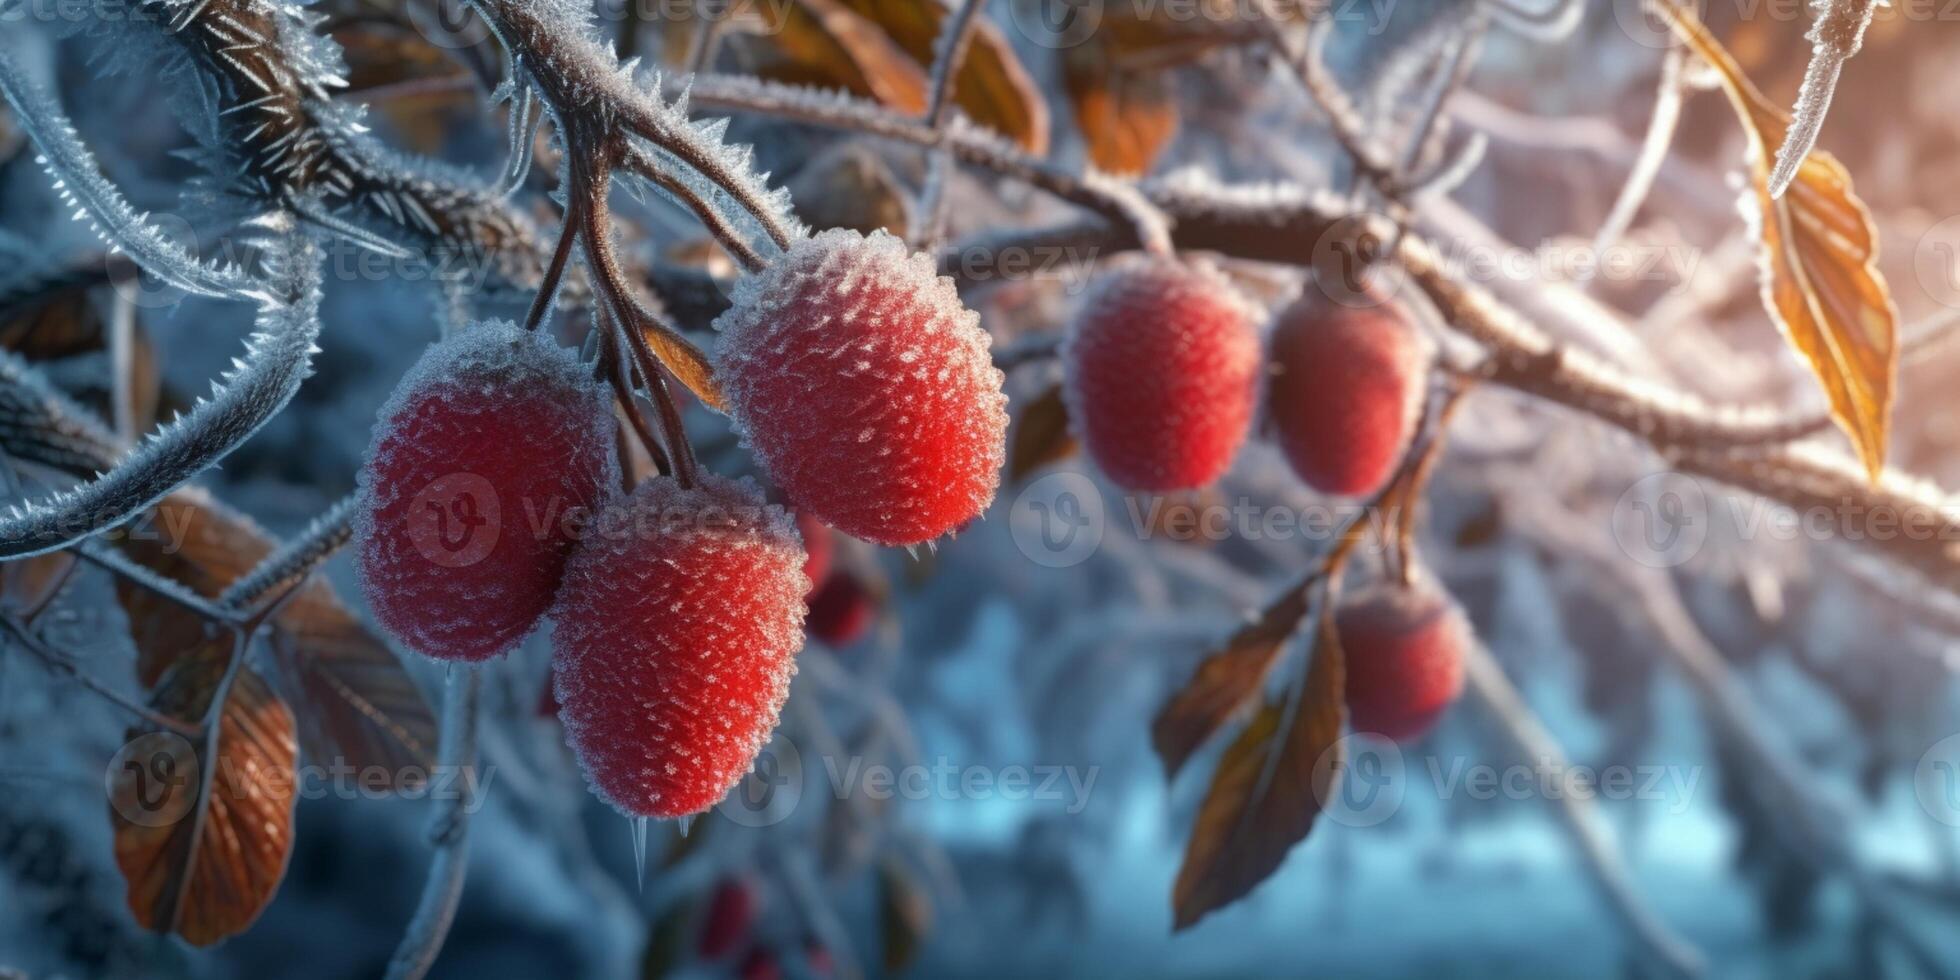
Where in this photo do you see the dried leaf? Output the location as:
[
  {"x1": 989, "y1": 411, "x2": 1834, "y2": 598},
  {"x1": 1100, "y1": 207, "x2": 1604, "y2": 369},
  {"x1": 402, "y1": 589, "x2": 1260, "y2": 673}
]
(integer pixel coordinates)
[
  {"x1": 1171, "y1": 611, "x2": 1345, "y2": 930},
  {"x1": 830, "y1": 0, "x2": 1049, "y2": 153},
  {"x1": 1152, "y1": 584, "x2": 1313, "y2": 779},
  {"x1": 0, "y1": 264, "x2": 161, "y2": 432},
  {"x1": 1657, "y1": 3, "x2": 1897, "y2": 478},
  {"x1": 109, "y1": 648, "x2": 297, "y2": 946},
  {"x1": 1062, "y1": 38, "x2": 1178, "y2": 177},
  {"x1": 115, "y1": 490, "x2": 437, "y2": 782},
  {"x1": 753, "y1": 0, "x2": 930, "y2": 115},
  {"x1": 1007, "y1": 381, "x2": 1077, "y2": 482},
  {"x1": 878, "y1": 857, "x2": 933, "y2": 972}
]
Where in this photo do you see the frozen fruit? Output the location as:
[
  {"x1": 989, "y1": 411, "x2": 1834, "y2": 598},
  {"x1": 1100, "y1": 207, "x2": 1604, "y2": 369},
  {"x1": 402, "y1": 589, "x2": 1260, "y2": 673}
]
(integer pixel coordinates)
[
  {"x1": 807, "y1": 571, "x2": 876, "y2": 647},
  {"x1": 551, "y1": 475, "x2": 807, "y2": 818},
  {"x1": 1336, "y1": 581, "x2": 1470, "y2": 742},
  {"x1": 714, "y1": 229, "x2": 1007, "y2": 546},
  {"x1": 1268, "y1": 296, "x2": 1429, "y2": 497},
  {"x1": 356, "y1": 320, "x2": 617, "y2": 662},
  {"x1": 697, "y1": 877, "x2": 760, "y2": 959},
  {"x1": 1063, "y1": 259, "x2": 1262, "y2": 491}
]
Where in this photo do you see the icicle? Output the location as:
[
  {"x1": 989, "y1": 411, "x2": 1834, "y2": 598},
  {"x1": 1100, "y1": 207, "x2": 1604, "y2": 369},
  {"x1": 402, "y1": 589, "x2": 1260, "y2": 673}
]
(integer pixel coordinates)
[{"x1": 630, "y1": 814, "x2": 649, "y2": 893}]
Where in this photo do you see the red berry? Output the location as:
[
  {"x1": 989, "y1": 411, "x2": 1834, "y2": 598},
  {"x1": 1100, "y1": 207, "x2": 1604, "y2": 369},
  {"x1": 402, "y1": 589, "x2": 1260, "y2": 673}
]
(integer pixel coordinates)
[
  {"x1": 550, "y1": 475, "x2": 807, "y2": 818},
  {"x1": 806, "y1": 572, "x2": 876, "y2": 647},
  {"x1": 1268, "y1": 296, "x2": 1429, "y2": 498},
  {"x1": 714, "y1": 229, "x2": 1008, "y2": 546},
  {"x1": 797, "y1": 512, "x2": 832, "y2": 594},
  {"x1": 356, "y1": 320, "x2": 617, "y2": 662},
  {"x1": 1336, "y1": 582, "x2": 1470, "y2": 742},
  {"x1": 697, "y1": 877, "x2": 760, "y2": 959},
  {"x1": 1063, "y1": 259, "x2": 1262, "y2": 491},
  {"x1": 803, "y1": 940, "x2": 834, "y2": 977},
  {"x1": 738, "y1": 948, "x2": 782, "y2": 980}
]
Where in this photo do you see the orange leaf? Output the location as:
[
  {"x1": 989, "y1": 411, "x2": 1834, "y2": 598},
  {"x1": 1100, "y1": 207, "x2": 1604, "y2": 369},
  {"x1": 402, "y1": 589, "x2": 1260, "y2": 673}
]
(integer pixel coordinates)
[
  {"x1": 109, "y1": 649, "x2": 297, "y2": 946},
  {"x1": 829, "y1": 0, "x2": 1050, "y2": 154},
  {"x1": 752, "y1": 0, "x2": 929, "y2": 115},
  {"x1": 1062, "y1": 37, "x2": 1178, "y2": 177},
  {"x1": 1656, "y1": 2, "x2": 1897, "y2": 478},
  {"x1": 1171, "y1": 609, "x2": 1345, "y2": 930},
  {"x1": 641, "y1": 319, "x2": 727, "y2": 412},
  {"x1": 1007, "y1": 381, "x2": 1078, "y2": 482}
]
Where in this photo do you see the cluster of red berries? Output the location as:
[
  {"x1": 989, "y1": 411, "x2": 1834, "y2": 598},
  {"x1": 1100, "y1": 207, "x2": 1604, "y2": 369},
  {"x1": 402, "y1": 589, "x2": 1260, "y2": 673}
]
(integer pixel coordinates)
[
  {"x1": 356, "y1": 230, "x2": 1006, "y2": 819},
  {"x1": 1064, "y1": 261, "x2": 1428, "y2": 499},
  {"x1": 1067, "y1": 263, "x2": 1467, "y2": 738}
]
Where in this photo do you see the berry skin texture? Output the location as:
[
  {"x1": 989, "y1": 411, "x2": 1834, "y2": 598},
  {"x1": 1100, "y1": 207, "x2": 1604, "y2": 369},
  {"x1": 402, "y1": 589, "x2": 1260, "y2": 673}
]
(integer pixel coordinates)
[
  {"x1": 550, "y1": 475, "x2": 808, "y2": 819},
  {"x1": 697, "y1": 877, "x2": 760, "y2": 959},
  {"x1": 807, "y1": 571, "x2": 876, "y2": 647},
  {"x1": 713, "y1": 229, "x2": 1008, "y2": 547},
  {"x1": 1267, "y1": 296, "x2": 1430, "y2": 498},
  {"x1": 1336, "y1": 582, "x2": 1471, "y2": 742},
  {"x1": 1063, "y1": 259, "x2": 1263, "y2": 491},
  {"x1": 355, "y1": 320, "x2": 617, "y2": 662}
]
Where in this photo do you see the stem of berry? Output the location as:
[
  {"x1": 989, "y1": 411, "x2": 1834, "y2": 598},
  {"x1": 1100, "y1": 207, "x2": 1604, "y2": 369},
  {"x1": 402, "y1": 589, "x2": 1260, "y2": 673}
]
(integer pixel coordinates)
[
  {"x1": 568, "y1": 134, "x2": 702, "y2": 488},
  {"x1": 599, "y1": 312, "x2": 674, "y2": 479}
]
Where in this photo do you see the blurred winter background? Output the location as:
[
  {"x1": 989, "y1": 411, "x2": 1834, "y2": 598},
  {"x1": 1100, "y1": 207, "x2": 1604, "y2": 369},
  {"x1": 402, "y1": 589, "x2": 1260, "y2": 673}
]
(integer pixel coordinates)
[{"x1": 4, "y1": 0, "x2": 1960, "y2": 977}]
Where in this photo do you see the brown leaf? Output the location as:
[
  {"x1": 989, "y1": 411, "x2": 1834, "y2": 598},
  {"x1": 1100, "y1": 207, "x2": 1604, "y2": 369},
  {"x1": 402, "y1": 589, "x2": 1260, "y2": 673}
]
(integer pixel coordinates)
[
  {"x1": 1171, "y1": 610, "x2": 1345, "y2": 930},
  {"x1": 1152, "y1": 584, "x2": 1313, "y2": 779},
  {"x1": 115, "y1": 490, "x2": 437, "y2": 783},
  {"x1": 109, "y1": 648, "x2": 297, "y2": 947},
  {"x1": 1062, "y1": 38, "x2": 1179, "y2": 177},
  {"x1": 0, "y1": 264, "x2": 161, "y2": 433},
  {"x1": 878, "y1": 857, "x2": 933, "y2": 972},
  {"x1": 1007, "y1": 381, "x2": 1078, "y2": 482},
  {"x1": 829, "y1": 0, "x2": 1050, "y2": 153},
  {"x1": 1657, "y1": 3, "x2": 1898, "y2": 478},
  {"x1": 752, "y1": 0, "x2": 930, "y2": 115}
]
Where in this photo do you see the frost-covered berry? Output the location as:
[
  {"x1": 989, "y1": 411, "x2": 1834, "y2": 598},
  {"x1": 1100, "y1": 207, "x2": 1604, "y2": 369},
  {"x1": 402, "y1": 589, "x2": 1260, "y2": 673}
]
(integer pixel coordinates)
[
  {"x1": 1336, "y1": 581, "x2": 1470, "y2": 742},
  {"x1": 1063, "y1": 259, "x2": 1263, "y2": 491},
  {"x1": 713, "y1": 229, "x2": 1008, "y2": 546},
  {"x1": 797, "y1": 512, "x2": 833, "y2": 594},
  {"x1": 807, "y1": 571, "x2": 876, "y2": 647},
  {"x1": 697, "y1": 877, "x2": 760, "y2": 959},
  {"x1": 1268, "y1": 296, "x2": 1429, "y2": 498},
  {"x1": 356, "y1": 320, "x2": 617, "y2": 662},
  {"x1": 550, "y1": 475, "x2": 808, "y2": 818}
]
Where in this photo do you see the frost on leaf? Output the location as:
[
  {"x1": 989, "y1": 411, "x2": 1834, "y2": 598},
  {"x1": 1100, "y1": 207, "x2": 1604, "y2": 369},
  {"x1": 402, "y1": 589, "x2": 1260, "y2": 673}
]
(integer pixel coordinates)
[{"x1": 0, "y1": 50, "x2": 252, "y2": 299}]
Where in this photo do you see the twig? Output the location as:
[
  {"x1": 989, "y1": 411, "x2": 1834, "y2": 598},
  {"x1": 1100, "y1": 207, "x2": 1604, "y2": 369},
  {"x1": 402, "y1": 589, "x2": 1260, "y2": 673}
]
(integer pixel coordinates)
[
  {"x1": 385, "y1": 666, "x2": 484, "y2": 980},
  {"x1": 1460, "y1": 640, "x2": 1706, "y2": 979}
]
